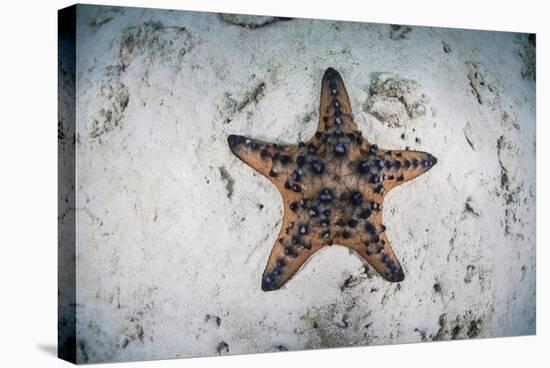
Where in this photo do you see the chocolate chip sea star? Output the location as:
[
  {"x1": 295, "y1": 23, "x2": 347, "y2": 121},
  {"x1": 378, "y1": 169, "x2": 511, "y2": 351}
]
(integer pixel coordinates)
[{"x1": 228, "y1": 68, "x2": 437, "y2": 291}]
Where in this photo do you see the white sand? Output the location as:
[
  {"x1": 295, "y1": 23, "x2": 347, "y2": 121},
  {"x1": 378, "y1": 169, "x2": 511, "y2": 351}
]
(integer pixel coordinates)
[{"x1": 62, "y1": 5, "x2": 535, "y2": 363}]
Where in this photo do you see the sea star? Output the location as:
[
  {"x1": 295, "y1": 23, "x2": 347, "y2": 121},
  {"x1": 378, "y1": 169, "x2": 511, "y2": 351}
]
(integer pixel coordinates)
[{"x1": 227, "y1": 67, "x2": 437, "y2": 291}]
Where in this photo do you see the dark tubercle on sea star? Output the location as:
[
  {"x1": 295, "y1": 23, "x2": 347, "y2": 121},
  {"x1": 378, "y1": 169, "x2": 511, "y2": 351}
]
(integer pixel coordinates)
[{"x1": 227, "y1": 67, "x2": 437, "y2": 291}]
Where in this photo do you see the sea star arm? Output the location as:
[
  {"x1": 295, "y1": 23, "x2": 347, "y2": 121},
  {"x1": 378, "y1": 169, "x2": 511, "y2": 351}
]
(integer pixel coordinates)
[
  {"x1": 227, "y1": 134, "x2": 297, "y2": 183},
  {"x1": 260, "y1": 214, "x2": 323, "y2": 291},
  {"x1": 381, "y1": 149, "x2": 437, "y2": 193},
  {"x1": 260, "y1": 190, "x2": 336, "y2": 291},
  {"x1": 340, "y1": 211, "x2": 405, "y2": 282},
  {"x1": 318, "y1": 67, "x2": 357, "y2": 132}
]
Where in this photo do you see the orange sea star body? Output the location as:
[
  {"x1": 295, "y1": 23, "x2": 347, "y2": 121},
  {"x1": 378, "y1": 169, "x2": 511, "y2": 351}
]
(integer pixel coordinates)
[{"x1": 228, "y1": 68, "x2": 437, "y2": 291}]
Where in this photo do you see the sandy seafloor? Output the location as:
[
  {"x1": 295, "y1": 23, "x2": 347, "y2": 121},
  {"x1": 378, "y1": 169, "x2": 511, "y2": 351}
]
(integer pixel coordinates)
[{"x1": 59, "y1": 4, "x2": 536, "y2": 364}]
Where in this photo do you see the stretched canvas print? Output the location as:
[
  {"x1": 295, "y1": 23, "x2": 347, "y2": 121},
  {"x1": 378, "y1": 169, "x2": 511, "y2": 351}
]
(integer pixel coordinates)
[{"x1": 58, "y1": 4, "x2": 536, "y2": 364}]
